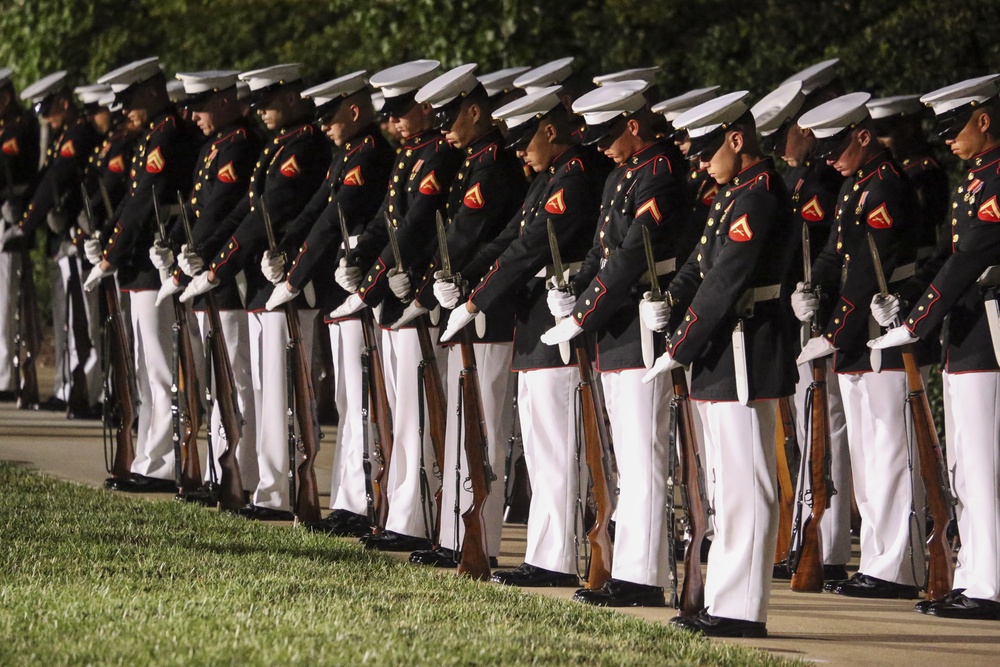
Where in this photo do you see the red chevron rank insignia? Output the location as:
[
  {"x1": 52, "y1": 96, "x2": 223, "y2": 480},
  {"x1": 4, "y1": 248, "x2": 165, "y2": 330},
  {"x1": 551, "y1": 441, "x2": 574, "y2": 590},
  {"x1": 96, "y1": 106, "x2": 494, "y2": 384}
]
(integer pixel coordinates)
[
  {"x1": 729, "y1": 214, "x2": 753, "y2": 242},
  {"x1": 544, "y1": 189, "x2": 566, "y2": 214},
  {"x1": 1, "y1": 138, "x2": 18, "y2": 155},
  {"x1": 146, "y1": 147, "x2": 165, "y2": 173},
  {"x1": 280, "y1": 156, "x2": 300, "y2": 177},
  {"x1": 867, "y1": 203, "x2": 894, "y2": 229},
  {"x1": 344, "y1": 166, "x2": 364, "y2": 187},
  {"x1": 801, "y1": 195, "x2": 825, "y2": 222},
  {"x1": 701, "y1": 182, "x2": 719, "y2": 206},
  {"x1": 108, "y1": 155, "x2": 124, "y2": 173},
  {"x1": 636, "y1": 198, "x2": 663, "y2": 224},
  {"x1": 418, "y1": 171, "x2": 440, "y2": 195},
  {"x1": 59, "y1": 140, "x2": 75, "y2": 158},
  {"x1": 217, "y1": 161, "x2": 238, "y2": 183},
  {"x1": 463, "y1": 183, "x2": 485, "y2": 209},
  {"x1": 979, "y1": 195, "x2": 1000, "y2": 222}
]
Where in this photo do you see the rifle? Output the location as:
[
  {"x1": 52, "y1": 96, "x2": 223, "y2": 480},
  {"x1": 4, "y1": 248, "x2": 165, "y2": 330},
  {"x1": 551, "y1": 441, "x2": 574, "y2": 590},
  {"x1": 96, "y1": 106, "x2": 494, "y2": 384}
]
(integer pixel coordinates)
[
  {"x1": 2, "y1": 154, "x2": 39, "y2": 410},
  {"x1": 178, "y1": 193, "x2": 250, "y2": 509},
  {"x1": 263, "y1": 196, "x2": 321, "y2": 523},
  {"x1": 641, "y1": 224, "x2": 705, "y2": 612},
  {"x1": 438, "y1": 212, "x2": 493, "y2": 580},
  {"x1": 549, "y1": 220, "x2": 612, "y2": 589},
  {"x1": 64, "y1": 183, "x2": 97, "y2": 417},
  {"x1": 789, "y1": 222, "x2": 832, "y2": 592},
  {"x1": 153, "y1": 191, "x2": 202, "y2": 493},
  {"x1": 385, "y1": 212, "x2": 448, "y2": 544},
  {"x1": 340, "y1": 204, "x2": 393, "y2": 533},
  {"x1": 82, "y1": 190, "x2": 136, "y2": 479},
  {"x1": 868, "y1": 234, "x2": 955, "y2": 600},
  {"x1": 774, "y1": 397, "x2": 798, "y2": 565}
]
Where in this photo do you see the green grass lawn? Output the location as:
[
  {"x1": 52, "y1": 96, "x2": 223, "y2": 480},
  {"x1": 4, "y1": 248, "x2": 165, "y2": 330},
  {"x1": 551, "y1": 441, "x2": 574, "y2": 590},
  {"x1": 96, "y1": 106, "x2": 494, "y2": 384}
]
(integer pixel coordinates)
[{"x1": 0, "y1": 463, "x2": 794, "y2": 666}]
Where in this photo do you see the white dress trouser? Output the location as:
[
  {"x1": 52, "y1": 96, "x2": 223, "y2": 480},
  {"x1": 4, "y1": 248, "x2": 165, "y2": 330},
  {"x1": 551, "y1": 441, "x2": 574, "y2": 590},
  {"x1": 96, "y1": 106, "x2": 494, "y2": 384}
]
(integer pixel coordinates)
[
  {"x1": 701, "y1": 399, "x2": 779, "y2": 624},
  {"x1": 602, "y1": 369, "x2": 672, "y2": 587},
  {"x1": 0, "y1": 250, "x2": 18, "y2": 391},
  {"x1": 128, "y1": 290, "x2": 175, "y2": 480},
  {"x1": 520, "y1": 366, "x2": 583, "y2": 574},
  {"x1": 195, "y1": 309, "x2": 259, "y2": 491},
  {"x1": 439, "y1": 342, "x2": 513, "y2": 556},
  {"x1": 382, "y1": 327, "x2": 443, "y2": 538},
  {"x1": 791, "y1": 358, "x2": 853, "y2": 565},
  {"x1": 838, "y1": 371, "x2": 926, "y2": 586},
  {"x1": 51, "y1": 258, "x2": 69, "y2": 401},
  {"x1": 248, "y1": 309, "x2": 316, "y2": 510},
  {"x1": 327, "y1": 319, "x2": 367, "y2": 515},
  {"x1": 944, "y1": 371, "x2": 1000, "y2": 601}
]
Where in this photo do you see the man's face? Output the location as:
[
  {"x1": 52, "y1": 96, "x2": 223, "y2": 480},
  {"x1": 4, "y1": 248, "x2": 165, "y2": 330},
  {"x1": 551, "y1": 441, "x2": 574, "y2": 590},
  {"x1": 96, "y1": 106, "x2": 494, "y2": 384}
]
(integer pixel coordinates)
[
  {"x1": 42, "y1": 97, "x2": 69, "y2": 129},
  {"x1": 946, "y1": 110, "x2": 991, "y2": 161},
  {"x1": 518, "y1": 123, "x2": 553, "y2": 173},
  {"x1": 598, "y1": 119, "x2": 633, "y2": 165},
  {"x1": 391, "y1": 101, "x2": 429, "y2": 139},
  {"x1": 782, "y1": 125, "x2": 816, "y2": 167},
  {"x1": 89, "y1": 108, "x2": 112, "y2": 135},
  {"x1": 258, "y1": 103, "x2": 284, "y2": 131},
  {"x1": 703, "y1": 131, "x2": 742, "y2": 184},
  {"x1": 191, "y1": 94, "x2": 227, "y2": 136},
  {"x1": 444, "y1": 103, "x2": 477, "y2": 149},
  {"x1": 827, "y1": 128, "x2": 868, "y2": 176},
  {"x1": 674, "y1": 131, "x2": 692, "y2": 157},
  {"x1": 322, "y1": 103, "x2": 355, "y2": 147}
]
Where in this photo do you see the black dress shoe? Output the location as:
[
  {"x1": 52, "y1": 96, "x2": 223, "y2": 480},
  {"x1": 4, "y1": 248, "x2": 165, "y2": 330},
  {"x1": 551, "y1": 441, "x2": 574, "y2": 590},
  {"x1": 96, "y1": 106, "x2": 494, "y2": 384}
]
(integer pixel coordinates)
[
  {"x1": 362, "y1": 531, "x2": 432, "y2": 552},
  {"x1": 669, "y1": 609, "x2": 767, "y2": 638},
  {"x1": 915, "y1": 588, "x2": 966, "y2": 614},
  {"x1": 927, "y1": 593, "x2": 1000, "y2": 620},
  {"x1": 823, "y1": 564, "x2": 849, "y2": 581},
  {"x1": 0, "y1": 390, "x2": 16, "y2": 402},
  {"x1": 773, "y1": 561, "x2": 792, "y2": 580},
  {"x1": 234, "y1": 504, "x2": 295, "y2": 521},
  {"x1": 305, "y1": 510, "x2": 371, "y2": 537},
  {"x1": 38, "y1": 396, "x2": 68, "y2": 412},
  {"x1": 410, "y1": 547, "x2": 460, "y2": 567},
  {"x1": 68, "y1": 404, "x2": 104, "y2": 420},
  {"x1": 573, "y1": 578, "x2": 666, "y2": 607},
  {"x1": 824, "y1": 571, "x2": 858, "y2": 592},
  {"x1": 175, "y1": 483, "x2": 219, "y2": 506},
  {"x1": 104, "y1": 473, "x2": 177, "y2": 493},
  {"x1": 832, "y1": 573, "x2": 921, "y2": 599},
  {"x1": 490, "y1": 562, "x2": 579, "y2": 587}
]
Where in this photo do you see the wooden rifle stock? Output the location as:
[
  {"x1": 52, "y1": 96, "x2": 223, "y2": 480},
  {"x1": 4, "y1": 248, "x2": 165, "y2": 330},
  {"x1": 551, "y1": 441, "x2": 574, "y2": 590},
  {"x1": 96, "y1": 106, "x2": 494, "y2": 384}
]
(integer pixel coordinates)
[
  {"x1": 102, "y1": 278, "x2": 136, "y2": 478},
  {"x1": 284, "y1": 303, "x2": 322, "y2": 524},
  {"x1": 672, "y1": 368, "x2": 706, "y2": 616},
  {"x1": 15, "y1": 248, "x2": 40, "y2": 408},
  {"x1": 573, "y1": 334, "x2": 614, "y2": 590},
  {"x1": 65, "y1": 257, "x2": 94, "y2": 416},
  {"x1": 456, "y1": 330, "x2": 492, "y2": 581},
  {"x1": 416, "y1": 316, "x2": 448, "y2": 544},
  {"x1": 204, "y1": 291, "x2": 246, "y2": 511},
  {"x1": 173, "y1": 298, "x2": 203, "y2": 493},
  {"x1": 361, "y1": 309, "x2": 394, "y2": 532},
  {"x1": 774, "y1": 397, "x2": 797, "y2": 564},
  {"x1": 790, "y1": 354, "x2": 830, "y2": 592},
  {"x1": 901, "y1": 345, "x2": 954, "y2": 601}
]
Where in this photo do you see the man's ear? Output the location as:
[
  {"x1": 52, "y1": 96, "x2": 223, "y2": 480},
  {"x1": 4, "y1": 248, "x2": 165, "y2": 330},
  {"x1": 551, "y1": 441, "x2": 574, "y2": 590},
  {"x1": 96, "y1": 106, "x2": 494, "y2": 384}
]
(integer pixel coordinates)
[
  {"x1": 468, "y1": 102, "x2": 482, "y2": 124},
  {"x1": 350, "y1": 104, "x2": 361, "y2": 123},
  {"x1": 543, "y1": 121, "x2": 558, "y2": 144},
  {"x1": 730, "y1": 129, "x2": 745, "y2": 153},
  {"x1": 626, "y1": 118, "x2": 641, "y2": 137},
  {"x1": 979, "y1": 109, "x2": 993, "y2": 135},
  {"x1": 856, "y1": 127, "x2": 872, "y2": 148}
]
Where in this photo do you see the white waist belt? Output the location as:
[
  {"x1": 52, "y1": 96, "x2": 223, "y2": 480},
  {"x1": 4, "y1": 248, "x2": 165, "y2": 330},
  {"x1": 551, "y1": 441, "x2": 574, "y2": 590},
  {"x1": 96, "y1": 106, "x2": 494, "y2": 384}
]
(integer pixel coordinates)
[
  {"x1": 535, "y1": 260, "x2": 583, "y2": 280},
  {"x1": 889, "y1": 262, "x2": 915, "y2": 283},
  {"x1": 751, "y1": 284, "x2": 781, "y2": 302}
]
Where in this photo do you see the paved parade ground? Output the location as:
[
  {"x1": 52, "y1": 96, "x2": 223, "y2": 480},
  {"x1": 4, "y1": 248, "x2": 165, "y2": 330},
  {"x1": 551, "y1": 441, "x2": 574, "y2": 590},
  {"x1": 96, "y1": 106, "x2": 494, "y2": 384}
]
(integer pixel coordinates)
[{"x1": 2, "y1": 379, "x2": 999, "y2": 666}]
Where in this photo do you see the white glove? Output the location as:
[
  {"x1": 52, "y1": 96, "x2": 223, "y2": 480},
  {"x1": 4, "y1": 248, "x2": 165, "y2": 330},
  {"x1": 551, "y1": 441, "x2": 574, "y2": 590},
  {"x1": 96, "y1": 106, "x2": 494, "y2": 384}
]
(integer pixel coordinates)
[
  {"x1": 639, "y1": 291, "x2": 670, "y2": 332},
  {"x1": 328, "y1": 293, "x2": 366, "y2": 319},
  {"x1": 440, "y1": 304, "x2": 476, "y2": 342},
  {"x1": 388, "y1": 267, "x2": 411, "y2": 300},
  {"x1": 791, "y1": 282, "x2": 819, "y2": 323},
  {"x1": 1, "y1": 225, "x2": 24, "y2": 250},
  {"x1": 155, "y1": 276, "x2": 183, "y2": 306},
  {"x1": 432, "y1": 271, "x2": 462, "y2": 309},
  {"x1": 84, "y1": 264, "x2": 114, "y2": 292},
  {"x1": 546, "y1": 283, "x2": 576, "y2": 319},
  {"x1": 868, "y1": 326, "x2": 917, "y2": 350},
  {"x1": 870, "y1": 293, "x2": 900, "y2": 328},
  {"x1": 177, "y1": 244, "x2": 204, "y2": 277},
  {"x1": 179, "y1": 272, "x2": 218, "y2": 303},
  {"x1": 541, "y1": 317, "x2": 583, "y2": 346},
  {"x1": 641, "y1": 351, "x2": 681, "y2": 384},
  {"x1": 265, "y1": 282, "x2": 299, "y2": 311},
  {"x1": 46, "y1": 210, "x2": 68, "y2": 234},
  {"x1": 391, "y1": 300, "x2": 429, "y2": 330},
  {"x1": 84, "y1": 238, "x2": 103, "y2": 265},
  {"x1": 261, "y1": 250, "x2": 286, "y2": 285},
  {"x1": 149, "y1": 242, "x2": 174, "y2": 270},
  {"x1": 335, "y1": 258, "x2": 362, "y2": 293},
  {"x1": 57, "y1": 240, "x2": 77, "y2": 259},
  {"x1": 796, "y1": 336, "x2": 836, "y2": 366}
]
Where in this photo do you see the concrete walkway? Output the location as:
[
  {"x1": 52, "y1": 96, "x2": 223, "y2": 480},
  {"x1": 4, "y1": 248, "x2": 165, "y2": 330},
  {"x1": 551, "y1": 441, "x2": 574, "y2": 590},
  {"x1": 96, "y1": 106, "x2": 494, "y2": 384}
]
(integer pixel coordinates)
[{"x1": 3, "y1": 388, "x2": 999, "y2": 666}]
